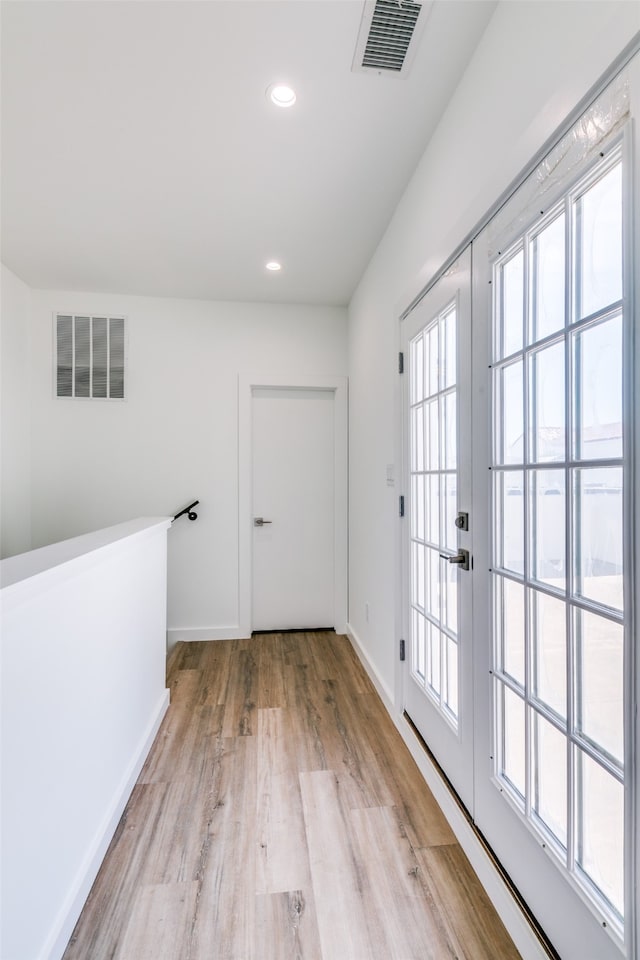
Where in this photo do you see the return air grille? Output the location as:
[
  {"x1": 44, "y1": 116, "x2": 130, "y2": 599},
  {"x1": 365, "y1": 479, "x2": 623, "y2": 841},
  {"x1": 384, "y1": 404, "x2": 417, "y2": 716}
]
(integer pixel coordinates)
[
  {"x1": 354, "y1": 0, "x2": 425, "y2": 74},
  {"x1": 55, "y1": 313, "x2": 125, "y2": 399}
]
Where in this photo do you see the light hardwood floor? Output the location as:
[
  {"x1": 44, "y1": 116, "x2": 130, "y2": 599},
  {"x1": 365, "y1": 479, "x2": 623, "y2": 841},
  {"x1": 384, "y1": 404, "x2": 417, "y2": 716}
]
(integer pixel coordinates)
[{"x1": 62, "y1": 632, "x2": 522, "y2": 960}]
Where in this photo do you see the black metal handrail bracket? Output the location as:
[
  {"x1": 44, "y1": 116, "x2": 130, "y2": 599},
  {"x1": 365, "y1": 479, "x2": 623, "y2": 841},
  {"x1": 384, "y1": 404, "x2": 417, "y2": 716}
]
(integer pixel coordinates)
[{"x1": 172, "y1": 500, "x2": 199, "y2": 523}]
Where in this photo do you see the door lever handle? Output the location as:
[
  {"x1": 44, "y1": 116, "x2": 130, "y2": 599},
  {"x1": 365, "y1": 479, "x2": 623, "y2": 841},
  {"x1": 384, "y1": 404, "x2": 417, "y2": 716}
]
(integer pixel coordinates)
[
  {"x1": 254, "y1": 517, "x2": 272, "y2": 527},
  {"x1": 439, "y1": 549, "x2": 470, "y2": 571}
]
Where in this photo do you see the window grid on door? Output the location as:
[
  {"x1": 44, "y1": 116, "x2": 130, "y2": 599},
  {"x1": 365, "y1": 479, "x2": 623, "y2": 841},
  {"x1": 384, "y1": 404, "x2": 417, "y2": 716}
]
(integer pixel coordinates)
[
  {"x1": 409, "y1": 301, "x2": 459, "y2": 726},
  {"x1": 490, "y1": 149, "x2": 626, "y2": 932}
]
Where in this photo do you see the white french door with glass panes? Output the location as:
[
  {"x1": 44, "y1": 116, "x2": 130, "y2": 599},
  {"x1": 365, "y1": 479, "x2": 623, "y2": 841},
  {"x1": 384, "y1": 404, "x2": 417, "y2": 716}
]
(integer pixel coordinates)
[
  {"x1": 472, "y1": 125, "x2": 633, "y2": 960},
  {"x1": 401, "y1": 247, "x2": 474, "y2": 812}
]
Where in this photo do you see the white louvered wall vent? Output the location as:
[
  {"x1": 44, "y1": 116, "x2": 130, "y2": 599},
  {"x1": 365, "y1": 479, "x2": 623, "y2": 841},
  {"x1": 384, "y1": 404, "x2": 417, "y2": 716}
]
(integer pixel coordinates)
[
  {"x1": 55, "y1": 314, "x2": 126, "y2": 399},
  {"x1": 352, "y1": 0, "x2": 431, "y2": 76}
]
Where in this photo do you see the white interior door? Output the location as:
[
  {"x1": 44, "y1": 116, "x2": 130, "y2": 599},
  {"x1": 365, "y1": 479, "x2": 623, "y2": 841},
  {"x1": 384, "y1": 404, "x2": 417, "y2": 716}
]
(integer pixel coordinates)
[
  {"x1": 252, "y1": 387, "x2": 335, "y2": 631},
  {"x1": 401, "y1": 246, "x2": 474, "y2": 812}
]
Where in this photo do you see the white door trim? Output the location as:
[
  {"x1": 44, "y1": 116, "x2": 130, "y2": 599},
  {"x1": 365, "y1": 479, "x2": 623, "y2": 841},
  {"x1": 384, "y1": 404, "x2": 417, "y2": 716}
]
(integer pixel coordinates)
[{"x1": 238, "y1": 373, "x2": 348, "y2": 638}]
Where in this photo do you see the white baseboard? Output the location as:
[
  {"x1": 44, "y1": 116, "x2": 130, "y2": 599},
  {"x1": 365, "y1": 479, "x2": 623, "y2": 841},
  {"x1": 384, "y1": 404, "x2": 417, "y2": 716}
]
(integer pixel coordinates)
[
  {"x1": 344, "y1": 626, "x2": 550, "y2": 960},
  {"x1": 345, "y1": 622, "x2": 395, "y2": 713},
  {"x1": 167, "y1": 625, "x2": 250, "y2": 644},
  {"x1": 43, "y1": 689, "x2": 170, "y2": 960},
  {"x1": 170, "y1": 625, "x2": 349, "y2": 646}
]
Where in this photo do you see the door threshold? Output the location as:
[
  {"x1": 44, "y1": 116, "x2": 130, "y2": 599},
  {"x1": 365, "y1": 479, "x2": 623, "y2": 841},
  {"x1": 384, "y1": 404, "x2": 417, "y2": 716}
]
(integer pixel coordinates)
[
  {"x1": 251, "y1": 626, "x2": 335, "y2": 636},
  {"x1": 403, "y1": 711, "x2": 561, "y2": 960}
]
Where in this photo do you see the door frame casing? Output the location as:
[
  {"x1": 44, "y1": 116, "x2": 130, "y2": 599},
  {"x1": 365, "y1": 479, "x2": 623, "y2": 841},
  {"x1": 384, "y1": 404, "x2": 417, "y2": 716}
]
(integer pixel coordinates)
[{"x1": 238, "y1": 373, "x2": 348, "y2": 638}]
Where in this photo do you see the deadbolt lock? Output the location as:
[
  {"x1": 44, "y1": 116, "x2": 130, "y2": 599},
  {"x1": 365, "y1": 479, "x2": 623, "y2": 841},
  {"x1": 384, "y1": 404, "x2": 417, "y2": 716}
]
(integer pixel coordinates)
[{"x1": 455, "y1": 512, "x2": 469, "y2": 531}]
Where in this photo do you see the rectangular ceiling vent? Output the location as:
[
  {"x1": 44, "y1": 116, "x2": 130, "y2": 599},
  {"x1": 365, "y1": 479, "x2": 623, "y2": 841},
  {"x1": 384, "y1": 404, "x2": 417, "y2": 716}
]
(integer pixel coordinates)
[{"x1": 352, "y1": 0, "x2": 430, "y2": 76}]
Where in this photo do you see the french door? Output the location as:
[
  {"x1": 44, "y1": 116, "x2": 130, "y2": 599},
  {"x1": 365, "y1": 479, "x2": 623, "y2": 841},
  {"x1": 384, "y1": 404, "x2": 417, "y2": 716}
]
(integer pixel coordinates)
[
  {"x1": 471, "y1": 132, "x2": 634, "y2": 959},
  {"x1": 401, "y1": 68, "x2": 637, "y2": 960},
  {"x1": 401, "y1": 246, "x2": 474, "y2": 812}
]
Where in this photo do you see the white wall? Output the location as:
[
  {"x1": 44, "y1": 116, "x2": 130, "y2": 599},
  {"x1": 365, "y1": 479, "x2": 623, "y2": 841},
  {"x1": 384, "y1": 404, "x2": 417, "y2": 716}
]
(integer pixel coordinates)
[
  {"x1": 1, "y1": 264, "x2": 32, "y2": 558},
  {"x1": 27, "y1": 289, "x2": 347, "y2": 638},
  {"x1": 347, "y1": 2, "x2": 640, "y2": 695}
]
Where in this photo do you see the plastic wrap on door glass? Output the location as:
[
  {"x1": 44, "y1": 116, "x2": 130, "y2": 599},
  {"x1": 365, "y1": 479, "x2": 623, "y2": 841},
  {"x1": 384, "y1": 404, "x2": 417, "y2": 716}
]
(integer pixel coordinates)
[{"x1": 487, "y1": 74, "x2": 630, "y2": 257}]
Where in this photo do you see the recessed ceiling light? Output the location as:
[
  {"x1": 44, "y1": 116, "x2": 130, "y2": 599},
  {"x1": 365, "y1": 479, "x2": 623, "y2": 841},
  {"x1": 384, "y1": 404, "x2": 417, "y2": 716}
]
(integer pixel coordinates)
[
  {"x1": 265, "y1": 261, "x2": 282, "y2": 272},
  {"x1": 267, "y1": 83, "x2": 296, "y2": 108}
]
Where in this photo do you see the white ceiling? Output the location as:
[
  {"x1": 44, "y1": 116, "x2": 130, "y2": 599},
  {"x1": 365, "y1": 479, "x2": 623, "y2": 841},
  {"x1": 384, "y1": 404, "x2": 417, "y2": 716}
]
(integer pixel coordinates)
[{"x1": 1, "y1": 0, "x2": 497, "y2": 306}]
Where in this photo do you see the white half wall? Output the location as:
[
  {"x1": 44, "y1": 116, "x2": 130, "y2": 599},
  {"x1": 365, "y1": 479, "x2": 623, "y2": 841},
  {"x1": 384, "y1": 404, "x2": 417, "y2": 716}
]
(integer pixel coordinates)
[
  {"x1": 26, "y1": 291, "x2": 347, "y2": 640},
  {"x1": 347, "y1": 0, "x2": 640, "y2": 706},
  {"x1": 1, "y1": 263, "x2": 32, "y2": 558},
  {"x1": 0, "y1": 518, "x2": 170, "y2": 960}
]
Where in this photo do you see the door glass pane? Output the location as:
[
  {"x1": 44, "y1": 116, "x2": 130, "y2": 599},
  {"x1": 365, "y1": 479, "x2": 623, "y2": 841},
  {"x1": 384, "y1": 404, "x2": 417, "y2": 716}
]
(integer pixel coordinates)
[
  {"x1": 427, "y1": 324, "x2": 439, "y2": 397},
  {"x1": 425, "y1": 475, "x2": 438, "y2": 545},
  {"x1": 445, "y1": 638, "x2": 458, "y2": 716},
  {"x1": 412, "y1": 405, "x2": 424, "y2": 471},
  {"x1": 412, "y1": 333, "x2": 424, "y2": 403},
  {"x1": 577, "y1": 164, "x2": 622, "y2": 319},
  {"x1": 412, "y1": 475, "x2": 425, "y2": 541},
  {"x1": 530, "y1": 469, "x2": 565, "y2": 590},
  {"x1": 413, "y1": 610, "x2": 426, "y2": 682},
  {"x1": 412, "y1": 542, "x2": 425, "y2": 611},
  {"x1": 495, "y1": 575, "x2": 524, "y2": 688},
  {"x1": 496, "y1": 360, "x2": 523, "y2": 464},
  {"x1": 444, "y1": 392, "x2": 456, "y2": 469},
  {"x1": 531, "y1": 212, "x2": 565, "y2": 342},
  {"x1": 428, "y1": 623, "x2": 441, "y2": 696},
  {"x1": 499, "y1": 249, "x2": 524, "y2": 358},
  {"x1": 577, "y1": 750, "x2": 624, "y2": 917},
  {"x1": 501, "y1": 683, "x2": 525, "y2": 801},
  {"x1": 443, "y1": 474, "x2": 457, "y2": 552},
  {"x1": 533, "y1": 712, "x2": 567, "y2": 847},
  {"x1": 444, "y1": 561, "x2": 457, "y2": 635},
  {"x1": 443, "y1": 307, "x2": 456, "y2": 388},
  {"x1": 576, "y1": 609, "x2": 623, "y2": 763},
  {"x1": 495, "y1": 470, "x2": 524, "y2": 575},
  {"x1": 532, "y1": 590, "x2": 566, "y2": 718},
  {"x1": 529, "y1": 340, "x2": 565, "y2": 463},
  {"x1": 574, "y1": 315, "x2": 622, "y2": 461},
  {"x1": 573, "y1": 467, "x2": 623, "y2": 611},
  {"x1": 426, "y1": 399, "x2": 438, "y2": 470},
  {"x1": 425, "y1": 546, "x2": 439, "y2": 619}
]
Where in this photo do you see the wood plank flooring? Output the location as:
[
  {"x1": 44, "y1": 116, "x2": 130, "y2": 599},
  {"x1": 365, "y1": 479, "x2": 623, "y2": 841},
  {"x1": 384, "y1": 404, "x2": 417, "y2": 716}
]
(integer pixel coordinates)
[{"x1": 62, "y1": 631, "x2": 521, "y2": 960}]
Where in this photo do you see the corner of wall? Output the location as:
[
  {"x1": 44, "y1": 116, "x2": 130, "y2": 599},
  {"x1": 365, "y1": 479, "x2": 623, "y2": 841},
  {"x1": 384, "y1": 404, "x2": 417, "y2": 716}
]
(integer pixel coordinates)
[{"x1": 1, "y1": 263, "x2": 33, "y2": 558}]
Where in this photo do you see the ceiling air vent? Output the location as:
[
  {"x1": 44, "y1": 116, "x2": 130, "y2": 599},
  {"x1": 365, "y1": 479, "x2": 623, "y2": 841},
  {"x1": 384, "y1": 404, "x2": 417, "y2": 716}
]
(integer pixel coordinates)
[{"x1": 352, "y1": 0, "x2": 431, "y2": 76}]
